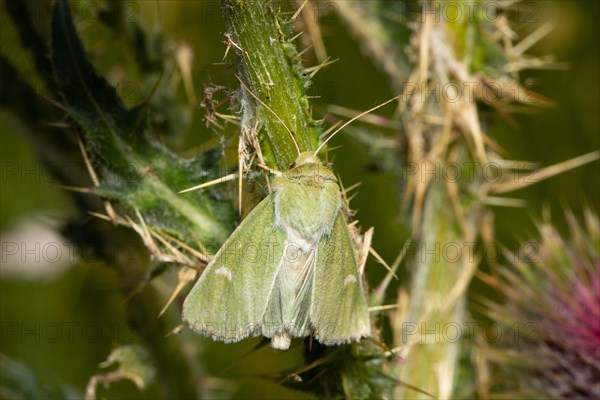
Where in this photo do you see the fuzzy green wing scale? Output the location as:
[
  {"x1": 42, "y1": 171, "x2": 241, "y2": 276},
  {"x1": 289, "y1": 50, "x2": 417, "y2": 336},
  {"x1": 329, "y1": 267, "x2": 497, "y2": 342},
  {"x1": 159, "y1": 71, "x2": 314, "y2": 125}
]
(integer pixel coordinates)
[
  {"x1": 182, "y1": 195, "x2": 286, "y2": 342},
  {"x1": 311, "y1": 212, "x2": 371, "y2": 344}
]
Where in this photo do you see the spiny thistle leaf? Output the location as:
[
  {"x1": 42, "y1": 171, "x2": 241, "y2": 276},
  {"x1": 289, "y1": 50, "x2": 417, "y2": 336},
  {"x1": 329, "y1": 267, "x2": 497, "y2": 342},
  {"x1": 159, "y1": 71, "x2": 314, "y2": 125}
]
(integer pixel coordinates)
[{"x1": 51, "y1": 0, "x2": 235, "y2": 251}]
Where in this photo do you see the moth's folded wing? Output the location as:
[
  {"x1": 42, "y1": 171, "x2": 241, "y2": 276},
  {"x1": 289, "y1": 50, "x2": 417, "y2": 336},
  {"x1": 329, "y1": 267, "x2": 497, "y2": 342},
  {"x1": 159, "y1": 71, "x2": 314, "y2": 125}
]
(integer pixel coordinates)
[
  {"x1": 310, "y1": 213, "x2": 371, "y2": 345},
  {"x1": 183, "y1": 196, "x2": 286, "y2": 342}
]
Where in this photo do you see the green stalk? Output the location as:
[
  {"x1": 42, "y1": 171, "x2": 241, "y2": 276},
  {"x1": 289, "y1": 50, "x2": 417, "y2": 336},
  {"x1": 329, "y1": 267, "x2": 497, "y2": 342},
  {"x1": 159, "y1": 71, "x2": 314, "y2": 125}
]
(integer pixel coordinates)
[
  {"x1": 393, "y1": 3, "x2": 484, "y2": 395},
  {"x1": 396, "y1": 175, "x2": 478, "y2": 399},
  {"x1": 222, "y1": 0, "x2": 318, "y2": 169},
  {"x1": 332, "y1": 1, "x2": 511, "y2": 397}
]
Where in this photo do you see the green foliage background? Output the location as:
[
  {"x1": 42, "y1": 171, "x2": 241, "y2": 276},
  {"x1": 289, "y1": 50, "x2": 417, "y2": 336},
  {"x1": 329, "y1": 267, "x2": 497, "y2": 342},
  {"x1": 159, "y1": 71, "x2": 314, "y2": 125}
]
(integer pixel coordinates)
[{"x1": 1, "y1": 1, "x2": 598, "y2": 398}]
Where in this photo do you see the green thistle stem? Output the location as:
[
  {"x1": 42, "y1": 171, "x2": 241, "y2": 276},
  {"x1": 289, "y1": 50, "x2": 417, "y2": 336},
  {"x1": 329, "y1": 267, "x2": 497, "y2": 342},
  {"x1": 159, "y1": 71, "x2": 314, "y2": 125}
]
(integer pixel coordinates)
[{"x1": 222, "y1": 0, "x2": 318, "y2": 169}]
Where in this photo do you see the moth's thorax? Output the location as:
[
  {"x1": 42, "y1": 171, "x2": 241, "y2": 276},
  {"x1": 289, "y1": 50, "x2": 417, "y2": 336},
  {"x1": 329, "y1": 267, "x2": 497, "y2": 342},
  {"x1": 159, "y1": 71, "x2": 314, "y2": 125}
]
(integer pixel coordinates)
[{"x1": 273, "y1": 154, "x2": 341, "y2": 247}]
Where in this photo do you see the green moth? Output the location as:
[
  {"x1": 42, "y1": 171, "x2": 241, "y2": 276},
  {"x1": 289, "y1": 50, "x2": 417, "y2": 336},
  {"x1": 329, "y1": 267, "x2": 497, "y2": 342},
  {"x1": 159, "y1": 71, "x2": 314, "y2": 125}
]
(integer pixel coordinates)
[{"x1": 182, "y1": 152, "x2": 370, "y2": 350}]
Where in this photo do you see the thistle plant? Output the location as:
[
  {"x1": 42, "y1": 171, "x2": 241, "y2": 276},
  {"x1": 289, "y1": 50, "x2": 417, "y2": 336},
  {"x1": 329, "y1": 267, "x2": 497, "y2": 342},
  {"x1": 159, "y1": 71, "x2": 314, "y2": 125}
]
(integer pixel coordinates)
[
  {"x1": 1, "y1": 0, "x2": 598, "y2": 399},
  {"x1": 5, "y1": 0, "x2": 397, "y2": 397}
]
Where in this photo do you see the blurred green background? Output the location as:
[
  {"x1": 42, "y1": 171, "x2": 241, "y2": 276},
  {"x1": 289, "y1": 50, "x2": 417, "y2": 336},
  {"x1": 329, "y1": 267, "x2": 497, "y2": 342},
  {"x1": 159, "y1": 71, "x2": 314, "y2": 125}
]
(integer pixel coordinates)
[{"x1": 1, "y1": 0, "x2": 598, "y2": 398}]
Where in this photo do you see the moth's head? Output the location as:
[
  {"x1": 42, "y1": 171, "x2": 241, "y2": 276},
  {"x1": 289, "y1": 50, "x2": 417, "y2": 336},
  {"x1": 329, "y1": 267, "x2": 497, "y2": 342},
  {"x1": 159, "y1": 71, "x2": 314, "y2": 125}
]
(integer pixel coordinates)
[
  {"x1": 284, "y1": 151, "x2": 336, "y2": 182},
  {"x1": 291, "y1": 152, "x2": 321, "y2": 168}
]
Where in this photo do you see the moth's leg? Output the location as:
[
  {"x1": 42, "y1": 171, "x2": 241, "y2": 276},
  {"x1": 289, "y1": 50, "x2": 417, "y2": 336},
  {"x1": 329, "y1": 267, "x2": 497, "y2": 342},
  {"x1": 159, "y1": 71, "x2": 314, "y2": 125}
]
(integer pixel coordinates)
[{"x1": 256, "y1": 163, "x2": 282, "y2": 177}]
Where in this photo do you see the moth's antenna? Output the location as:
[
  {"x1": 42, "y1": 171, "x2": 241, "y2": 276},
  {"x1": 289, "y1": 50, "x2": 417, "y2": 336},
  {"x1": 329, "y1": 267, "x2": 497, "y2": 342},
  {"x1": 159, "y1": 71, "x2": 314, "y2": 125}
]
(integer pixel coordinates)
[
  {"x1": 178, "y1": 173, "x2": 238, "y2": 194},
  {"x1": 235, "y1": 75, "x2": 301, "y2": 156},
  {"x1": 314, "y1": 95, "x2": 401, "y2": 156}
]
